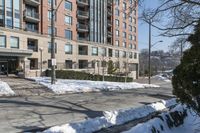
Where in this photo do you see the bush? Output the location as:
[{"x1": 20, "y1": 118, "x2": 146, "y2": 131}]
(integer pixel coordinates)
[
  {"x1": 45, "y1": 69, "x2": 133, "y2": 82},
  {"x1": 172, "y1": 21, "x2": 200, "y2": 112}
]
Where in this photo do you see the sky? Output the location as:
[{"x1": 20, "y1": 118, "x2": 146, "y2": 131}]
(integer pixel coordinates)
[{"x1": 138, "y1": 0, "x2": 176, "y2": 52}]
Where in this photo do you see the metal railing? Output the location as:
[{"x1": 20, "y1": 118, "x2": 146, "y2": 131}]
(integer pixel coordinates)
[
  {"x1": 77, "y1": 10, "x2": 89, "y2": 17},
  {"x1": 24, "y1": 10, "x2": 39, "y2": 19},
  {"x1": 77, "y1": 0, "x2": 89, "y2": 5},
  {"x1": 77, "y1": 23, "x2": 89, "y2": 30}
]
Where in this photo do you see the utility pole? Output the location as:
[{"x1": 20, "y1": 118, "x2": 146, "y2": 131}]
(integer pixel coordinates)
[
  {"x1": 148, "y1": 20, "x2": 151, "y2": 84},
  {"x1": 180, "y1": 42, "x2": 183, "y2": 58},
  {"x1": 51, "y1": 0, "x2": 56, "y2": 84}
]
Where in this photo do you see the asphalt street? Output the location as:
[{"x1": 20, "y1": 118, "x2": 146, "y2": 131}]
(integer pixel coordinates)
[{"x1": 0, "y1": 79, "x2": 173, "y2": 133}]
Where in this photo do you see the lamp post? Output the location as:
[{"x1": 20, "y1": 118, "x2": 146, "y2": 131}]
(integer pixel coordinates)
[
  {"x1": 148, "y1": 40, "x2": 163, "y2": 84},
  {"x1": 39, "y1": 47, "x2": 43, "y2": 77}
]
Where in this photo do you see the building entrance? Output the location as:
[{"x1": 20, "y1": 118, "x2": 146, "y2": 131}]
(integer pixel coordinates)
[{"x1": 0, "y1": 56, "x2": 18, "y2": 75}]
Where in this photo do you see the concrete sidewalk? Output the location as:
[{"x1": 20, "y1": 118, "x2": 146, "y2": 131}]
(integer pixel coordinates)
[{"x1": 0, "y1": 84, "x2": 173, "y2": 133}]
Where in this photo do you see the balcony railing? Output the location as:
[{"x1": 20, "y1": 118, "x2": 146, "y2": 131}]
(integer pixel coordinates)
[
  {"x1": 108, "y1": 20, "x2": 112, "y2": 26},
  {"x1": 78, "y1": 37, "x2": 89, "y2": 41},
  {"x1": 77, "y1": 0, "x2": 89, "y2": 6},
  {"x1": 77, "y1": 23, "x2": 89, "y2": 31},
  {"x1": 24, "y1": 0, "x2": 40, "y2": 6},
  {"x1": 77, "y1": 10, "x2": 89, "y2": 18},
  {"x1": 24, "y1": 10, "x2": 40, "y2": 22}
]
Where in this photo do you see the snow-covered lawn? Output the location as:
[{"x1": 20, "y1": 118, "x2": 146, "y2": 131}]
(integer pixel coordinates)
[
  {"x1": 42, "y1": 99, "x2": 177, "y2": 133},
  {"x1": 123, "y1": 104, "x2": 200, "y2": 133},
  {"x1": 0, "y1": 81, "x2": 15, "y2": 96},
  {"x1": 30, "y1": 77, "x2": 160, "y2": 94}
]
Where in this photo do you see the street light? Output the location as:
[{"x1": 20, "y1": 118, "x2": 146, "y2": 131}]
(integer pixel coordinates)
[
  {"x1": 148, "y1": 40, "x2": 163, "y2": 84},
  {"x1": 39, "y1": 47, "x2": 43, "y2": 77}
]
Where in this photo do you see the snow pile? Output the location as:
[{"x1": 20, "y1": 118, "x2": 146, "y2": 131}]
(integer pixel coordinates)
[
  {"x1": 123, "y1": 104, "x2": 200, "y2": 133},
  {"x1": 43, "y1": 99, "x2": 177, "y2": 133},
  {"x1": 0, "y1": 81, "x2": 15, "y2": 96},
  {"x1": 30, "y1": 77, "x2": 160, "y2": 94},
  {"x1": 153, "y1": 74, "x2": 171, "y2": 82}
]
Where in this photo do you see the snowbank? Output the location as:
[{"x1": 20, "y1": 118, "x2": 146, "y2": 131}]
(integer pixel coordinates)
[
  {"x1": 123, "y1": 104, "x2": 200, "y2": 133},
  {"x1": 153, "y1": 74, "x2": 171, "y2": 82},
  {"x1": 43, "y1": 99, "x2": 177, "y2": 133},
  {"x1": 0, "y1": 81, "x2": 15, "y2": 96},
  {"x1": 30, "y1": 77, "x2": 160, "y2": 94}
]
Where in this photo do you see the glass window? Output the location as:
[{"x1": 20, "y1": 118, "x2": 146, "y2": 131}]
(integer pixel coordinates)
[
  {"x1": 115, "y1": 50, "x2": 119, "y2": 58},
  {"x1": 123, "y1": 32, "x2": 126, "y2": 38},
  {"x1": 14, "y1": 0, "x2": 20, "y2": 28},
  {"x1": 48, "y1": 0, "x2": 56, "y2": 6},
  {"x1": 129, "y1": 34, "x2": 132, "y2": 40},
  {"x1": 133, "y1": 18, "x2": 136, "y2": 24},
  {"x1": 48, "y1": 10, "x2": 56, "y2": 21},
  {"x1": 0, "y1": 35, "x2": 6, "y2": 48},
  {"x1": 115, "y1": 0, "x2": 119, "y2": 5},
  {"x1": 115, "y1": 40, "x2": 119, "y2": 46},
  {"x1": 123, "y1": 12, "x2": 126, "y2": 19},
  {"x1": 115, "y1": 30, "x2": 119, "y2": 37},
  {"x1": 123, "y1": 2, "x2": 126, "y2": 10},
  {"x1": 10, "y1": 36, "x2": 19, "y2": 48},
  {"x1": 134, "y1": 53, "x2": 137, "y2": 59},
  {"x1": 115, "y1": 19, "x2": 119, "y2": 27},
  {"x1": 129, "y1": 52, "x2": 133, "y2": 58},
  {"x1": 133, "y1": 35, "x2": 136, "y2": 41},
  {"x1": 122, "y1": 51, "x2": 126, "y2": 58},
  {"x1": 48, "y1": 42, "x2": 57, "y2": 53},
  {"x1": 123, "y1": 22, "x2": 126, "y2": 29},
  {"x1": 129, "y1": 25, "x2": 132, "y2": 31},
  {"x1": 129, "y1": 16, "x2": 132, "y2": 22},
  {"x1": 6, "y1": 0, "x2": 13, "y2": 28},
  {"x1": 48, "y1": 26, "x2": 57, "y2": 35},
  {"x1": 92, "y1": 47, "x2": 98, "y2": 56},
  {"x1": 115, "y1": 9, "x2": 119, "y2": 16},
  {"x1": 0, "y1": 0, "x2": 5, "y2": 26},
  {"x1": 101, "y1": 48, "x2": 107, "y2": 56},
  {"x1": 65, "y1": 15, "x2": 72, "y2": 25},
  {"x1": 129, "y1": 44, "x2": 133, "y2": 49},
  {"x1": 65, "y1": 1, "x2": 72, "y2": 10},
  {"x1": 134, "y1": 26, "x2": 136, "y2": 32},
  {"x1": 65, "y1": 43, "x2": 73, "y2": 54},
  {"x1": 123, "y1": 42, "x2": 126, "y2": 48},
  {"x1": 65, "y1": 30, "x2": 72, "y2": 40}
]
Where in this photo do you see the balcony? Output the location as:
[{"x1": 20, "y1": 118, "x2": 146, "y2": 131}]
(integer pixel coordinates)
[
  {"x1": 77, "y1": 23, "x2": 89, "y2": 32},
  {"x1": 23, "y1": 10, "x2": 40, "y2": 23},
  {"x1": 107, "y1": 31, "x2": 112, "y2": 37},
  {"x1": 24, "y1": 0, "x2": 40, "y2": 6},
  {"x1": 77, "y1": 10, "x2": 89, "y2": 19},
  {"x1": 107, "y1": 9, "x2": 112, "y2": 16},
  {"x1": 107, "y1": 0, "x2": 112, "y2": 6},
  {"x1": 108, "y1": 20, "x2": 112, "y2": 27},
  {"x1": 77, "y1": 0, "x2": 89, "y2": 6}
]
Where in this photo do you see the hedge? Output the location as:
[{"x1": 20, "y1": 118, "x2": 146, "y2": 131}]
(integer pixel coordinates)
[{"x1": 45, "y1": 70, "x2": 133, "y2": 82}]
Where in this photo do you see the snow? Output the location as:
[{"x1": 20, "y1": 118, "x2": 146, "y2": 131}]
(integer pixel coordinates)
[
  {"x1": 123, "y1": 104, "x2": 200, "y2": 133},
  {"x1": 153, "y1": 74, "x2": 171, "y2": 82},
  {"x1": 42, "y1": 99, "x2": 177, "y2": 133},
  {"x1": 30, "y1": 77, "x2": 160, "y2": 94},
  {"x1": 0, "y1": 81, "x2": 15, "y2": 96}
]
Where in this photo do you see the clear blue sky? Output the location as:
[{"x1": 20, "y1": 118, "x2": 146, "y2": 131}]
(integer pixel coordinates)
[{"x1": 138, "y1": 0, "x2": 176, "y2": 52}]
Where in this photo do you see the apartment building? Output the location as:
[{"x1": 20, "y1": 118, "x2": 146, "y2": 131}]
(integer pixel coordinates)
[{"x1": 0, "y1": 0, "x2": 139, "y2": 79}]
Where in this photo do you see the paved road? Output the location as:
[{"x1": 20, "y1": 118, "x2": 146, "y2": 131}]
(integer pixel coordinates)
[{"x1": 0, "y1": 79, "x2": 173, "y2": 133}]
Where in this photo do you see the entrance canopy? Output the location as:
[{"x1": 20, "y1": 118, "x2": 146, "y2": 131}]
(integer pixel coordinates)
[{"x1": 0, "y1": 48, "x2": 33, "y2": 57}]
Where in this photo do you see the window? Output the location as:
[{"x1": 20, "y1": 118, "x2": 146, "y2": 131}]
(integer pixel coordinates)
[
  {"x1": 48, "y1": 10, "x2": 56, "y2": 21},
  {"x1": 48, "y1": 0, "x2": 56, "y2": 6},
  {"x1": 101, "y1": 48, "x2": 107, "y2": 56},
  {"x1": 129, "y1": 0, "x2": 133, "y2": 4},
  {"x1": 123, "y1": 42, "x2": 126, "y2": 48},
  {"x1": 115, "y1": 9, "x2": 119, "y2": 16},
  {"x1": 65, "y1": 15, "x2": 72, "y2": 25},
  {"x1": 123, "y1": 22, "x2": 126, "y2": 29},
  {"x1": 79, "y1": 45, "x2": 88, "y2": 55},
  {"x1": 134, "y1": 53, "x2": 137, "y2": 59},
  {"x1": 109, "y1": 49, "x2": 113, "y2": 57},
  {"x1": 27, "y1": 39, "x2": 38, "y2": 52},
  {"x1": 0, "y1": 35, "x2": 6, "y2": 48},
  {"x1": 133, "y1": 18, "x2": 136, "y2": 24},
  {"x1": 115, "y1": 40, "x2": 119, "y2": 46},
  {"x1": 10, "y1": 36, "x2": 19, "y2": 48},
  {"x1": 115, "y1": 50, "x2": 119, "y2": 58},
  {"x1": 65, "y1": 43, "x2": 73, "y2": 54},
  {"x1": 92, "y1": 47, "x2": 98, "y2": 56},
  {"x1": 115, "y1": 19, "x2": 119, "y2": 27},
  {"x1": 48, "y1": 42, "x2": 57, "y2": 53},
  {"x1": 14, "y1": 0, "x2": 20, "y2": 28},
  {"x1": 132, "y1": 9, "x2": 136, "y2": 16},
  {"x1": 129, "y1": 25, "x2": 132, "y2": 31},
  {"x1": 129, "y1": 44, "x2": 133, "y2": 49},
  {"x1": 115, "y1": 0, "x2": 119, "y2": 5},
  {"x1": 129, "y1": 16, "x2": 132, "y2": 22},
  {"x1": 115, "y1": 30, "x2": 119, "y2": 37},
  {"x1": 65, "y1": 1, "x2": 72, "y2": 11},
  {"x1": 133, "y1": 35, "x2": 136, "y2": 41},
  {"x1": 0, "y1": 0, "x2": 5, "y2": 26},
  {"x1": 129, "y1": 52, "x2": 133, "y2": 58},
  {"x1": 134, "y1": 26, "x2": 136, "y2": 32},
  {"x1": 122, "y1": 51, "x2": 126, "y2": 58},
  {"x1": 129, "y1": 34, "x2": 132, "y2": 40},
  {"x1": 48, "y1": 26, "x2": 57, "y2": 35},
  {"x1": 123, "y1": 32, "x2": 126, "y2": 38},
  {"x1": 65, "y1": 60, "x2": 73, "y2": 69},
  {"x1": 123, "y1": 2, "x2": 126, "y2": 10},
  {"x1": 65, "y1": 30, "x2": 72, "y2": 40},
  {"x1": 123, "y1": 12, "x2": 126, "y2": 19},
  {"x1": 133, "y1": 44, "x2": 136, "y2": 49}
]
